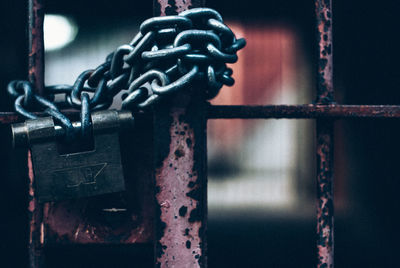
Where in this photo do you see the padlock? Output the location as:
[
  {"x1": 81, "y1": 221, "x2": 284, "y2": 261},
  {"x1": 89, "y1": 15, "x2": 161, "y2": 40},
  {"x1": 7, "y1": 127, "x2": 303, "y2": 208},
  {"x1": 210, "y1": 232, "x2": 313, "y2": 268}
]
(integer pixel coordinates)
[{"x1": 11, "y1": 110, "x2": 133, "y2": 203}]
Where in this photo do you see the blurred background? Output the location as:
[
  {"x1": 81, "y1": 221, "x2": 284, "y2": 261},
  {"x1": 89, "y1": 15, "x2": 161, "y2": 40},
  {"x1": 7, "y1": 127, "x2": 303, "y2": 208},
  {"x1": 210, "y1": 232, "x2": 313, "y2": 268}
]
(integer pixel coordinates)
[{"x1": 1, "y1": 0, "x2": 400, "y2": 267}]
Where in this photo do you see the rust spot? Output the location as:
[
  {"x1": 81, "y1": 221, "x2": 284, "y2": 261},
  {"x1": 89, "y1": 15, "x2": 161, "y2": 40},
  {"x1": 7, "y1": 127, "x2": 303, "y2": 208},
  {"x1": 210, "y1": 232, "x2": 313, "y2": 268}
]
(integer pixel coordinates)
[
  {"x1": 174, "y1": 147, "x2": 185, "y2": 158},
  {"x1": 179, "y1": 206, "x2": 188, "y2": 217},
  {"x1": 175, "y1": 0, "x2": 192, "y2": 13},
  {"x1": 186, "y1": 138, "x2": 192, "y2": 148}
]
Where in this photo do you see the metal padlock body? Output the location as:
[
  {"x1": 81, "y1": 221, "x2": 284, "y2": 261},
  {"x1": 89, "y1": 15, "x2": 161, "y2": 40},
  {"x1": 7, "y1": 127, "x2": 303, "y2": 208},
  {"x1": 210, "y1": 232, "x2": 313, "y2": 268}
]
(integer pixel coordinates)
[{"x1": 13, "y1": 110, "x2": 128, "y2": 203}]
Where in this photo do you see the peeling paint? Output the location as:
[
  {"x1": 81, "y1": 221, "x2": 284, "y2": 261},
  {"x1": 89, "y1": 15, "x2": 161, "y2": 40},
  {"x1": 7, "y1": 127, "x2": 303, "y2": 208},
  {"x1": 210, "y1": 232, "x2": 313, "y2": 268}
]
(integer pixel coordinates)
[
  {"x1": 28, "y1": 150, "x2": 44, "y2": 267},
  {"x1": 316, "y1": 0, "x2": 334, "y2": 104},
  {"x1": 28, "y1": 0, "x2": 44, "y2": 95},
  {"x1": 174, "y1": 0, "x2": 192, "y2": 13},
  {"x1": 315, "y1": 0, "x2": 335, "y2": 266},
  {"x1": 155, "y1": 108, "x2": 205, "y2": 267},
  {"x1": 153, "y1": 1, "x2": 207, "y2": 267},
  {"x1": 316, "y1": 120, "x2": 334, "y2": 268}
]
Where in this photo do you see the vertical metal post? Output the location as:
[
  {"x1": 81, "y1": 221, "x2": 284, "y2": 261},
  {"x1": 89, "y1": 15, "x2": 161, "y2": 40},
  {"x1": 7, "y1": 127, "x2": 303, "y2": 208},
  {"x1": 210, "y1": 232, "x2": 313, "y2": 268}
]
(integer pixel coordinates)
[
  {"x1": 153, "y1": 1, "x2": 207, "y2": 267},
  {"x1": 315, "y1": 0, "x2": 334, "y2": 267},
  {"x1": 28, "y1": 0, "x2": 45, "y2": 267},
  {"x1": 28, "y1": 0, "x2": 45, "y2": 95},
  {"x1": 315, "y1": 0, "x2": 333, "y2": 104},
  {"x1": 316, "y1": 119, "x2": 334, "y2": 267},
  {"x1": 28, "y1": 151, "x2": 44, "y2": 268}
]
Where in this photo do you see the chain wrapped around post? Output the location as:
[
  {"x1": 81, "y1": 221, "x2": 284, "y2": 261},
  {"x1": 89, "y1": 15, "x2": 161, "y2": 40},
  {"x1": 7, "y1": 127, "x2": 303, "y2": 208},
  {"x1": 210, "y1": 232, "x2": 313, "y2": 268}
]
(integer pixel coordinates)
[{"x1": 7, "y1": 8, "x2": 246, "y2": 141}]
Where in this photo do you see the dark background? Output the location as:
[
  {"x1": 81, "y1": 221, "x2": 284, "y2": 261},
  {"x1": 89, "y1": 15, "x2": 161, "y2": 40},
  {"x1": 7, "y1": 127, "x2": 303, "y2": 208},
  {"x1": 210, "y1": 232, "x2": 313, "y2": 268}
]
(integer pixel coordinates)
[{"x1": 1, "y1": 0, "x2": 400, "y2": 267}]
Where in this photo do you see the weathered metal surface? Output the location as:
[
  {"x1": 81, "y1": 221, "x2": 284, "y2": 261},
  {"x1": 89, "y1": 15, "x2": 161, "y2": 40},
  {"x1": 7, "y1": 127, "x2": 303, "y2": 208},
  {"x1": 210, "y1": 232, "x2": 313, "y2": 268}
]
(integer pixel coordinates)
[
  {"x1": 28, "y1": 0, "x2": 44, "y2": 95},
  {"x1": 207, "y1": 105, "x2": 400, "y2": 119},
  {"x1": 28, "y1": 151, "x2": 45, "y2": 268},
  {"x1": 316, "y1": 119, "x2": 334, "y2": 268},
  {"x1": 25, "y1": 1, "x2": 154, "y2": 261},
  {"x1": 315, "y1": 0, "x2": 334, "y2": 267},
  {"x1": 15, "y1": 111, "x2": 129, "y2": 203},
  {"x1": 42, "y1": 114, "x2": 154, "y2": 244},
  {"x1": 154, "y1": 101, "x2": 207, "y2": 267},
  {"x1": 28, "y1": 0, "x2": 45, "y2": 266},
  {"x1": 316, "y1": 0, "x2": 333, "y2": 104},
  {"x1": 5, "y1": 103, "x2": 400, "y2": 127},
  {"x1": 154, "y1": 0, "x2": 204, "y2": 16},
  {"x1": 153, "y1": 1, "x2": 207, "y2": 267}
]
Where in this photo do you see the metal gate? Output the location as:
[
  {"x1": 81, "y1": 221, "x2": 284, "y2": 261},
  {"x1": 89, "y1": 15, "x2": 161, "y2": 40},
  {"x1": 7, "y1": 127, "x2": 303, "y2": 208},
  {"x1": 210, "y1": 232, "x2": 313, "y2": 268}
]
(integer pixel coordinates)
[{"x1": 0, "y1": 0, "x2": 399, "y2": 267}]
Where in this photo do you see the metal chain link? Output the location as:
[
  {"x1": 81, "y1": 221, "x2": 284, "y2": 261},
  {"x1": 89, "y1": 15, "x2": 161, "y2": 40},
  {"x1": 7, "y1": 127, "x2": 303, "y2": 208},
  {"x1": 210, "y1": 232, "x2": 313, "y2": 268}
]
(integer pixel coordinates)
[{"x1": 7, "y1": 8, "x2": 246, "y2": 141}]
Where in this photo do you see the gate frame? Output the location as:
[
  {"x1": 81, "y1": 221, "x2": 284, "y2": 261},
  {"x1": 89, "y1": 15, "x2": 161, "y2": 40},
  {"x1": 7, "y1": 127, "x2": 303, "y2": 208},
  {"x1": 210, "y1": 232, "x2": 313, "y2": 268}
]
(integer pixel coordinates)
[{"x1": 1, "y1": 0, "x2": 397, "y2": 267}]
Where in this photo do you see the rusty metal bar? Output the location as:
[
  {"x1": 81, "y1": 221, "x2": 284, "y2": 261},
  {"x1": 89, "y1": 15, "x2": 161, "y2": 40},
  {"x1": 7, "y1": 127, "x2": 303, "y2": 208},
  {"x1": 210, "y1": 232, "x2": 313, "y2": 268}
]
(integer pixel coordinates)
[
  {"x1": 3, "y1": 103, "x2": 400, "y2": 127},
  {"x1": 315, "y1": 0, "x2": 334, "y2": 267},
  {"x1": 316, "y1": 118, "x2": 334, "y2": 268},
  {"x1": 4, "y1": 104, "x2": 400, "y2": 125},
  {"x1": 316, "y1": 0, "x2": 333, "y2": 104},
  {"x1": 28, "y1": 0, "x2": 45, "y2": 95},
  {"x1": 27, "y1": 0, "x2": 45, "y2": 267},
  {"x1": 207, "y1": 105, "x2": 400, "y2": 119},
  {"x1": 28, "y1": 150, "x2": 44, "y2": 268},
  {"x1": 153, "y1": 1, "x2": 207, "y2": 267}
]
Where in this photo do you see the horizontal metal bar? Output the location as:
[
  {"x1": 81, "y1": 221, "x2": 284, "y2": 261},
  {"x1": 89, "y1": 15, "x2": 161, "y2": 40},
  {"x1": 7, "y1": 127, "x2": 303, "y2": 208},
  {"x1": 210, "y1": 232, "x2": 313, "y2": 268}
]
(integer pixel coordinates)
[
  {"x1": 2, "y1": 104, "x2": 400, "y2": 125},
  {"x1": 0, "y1": 113, "x2": 21, "y2": 124},
  {"x1": 207, "y1": 104, "x2": 400, "y2": 119}
]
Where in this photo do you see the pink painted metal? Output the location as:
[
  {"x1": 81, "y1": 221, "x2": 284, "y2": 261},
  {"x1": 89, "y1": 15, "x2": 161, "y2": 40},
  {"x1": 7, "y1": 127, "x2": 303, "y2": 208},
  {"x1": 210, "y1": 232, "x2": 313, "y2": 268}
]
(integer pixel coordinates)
[
  {"x1": 154, "y1": 106, "x2": 207, "y2": 267},
  {"x1": 153, "y1": 2, "x2": 207, "y2": 267}
]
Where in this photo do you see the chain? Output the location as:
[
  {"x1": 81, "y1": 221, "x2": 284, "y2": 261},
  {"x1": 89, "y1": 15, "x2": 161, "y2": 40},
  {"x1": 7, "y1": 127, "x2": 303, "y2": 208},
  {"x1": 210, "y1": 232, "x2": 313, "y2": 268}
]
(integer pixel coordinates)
[{"x1": 7, "y1": 8, "x2": 246, "y2": 141}]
